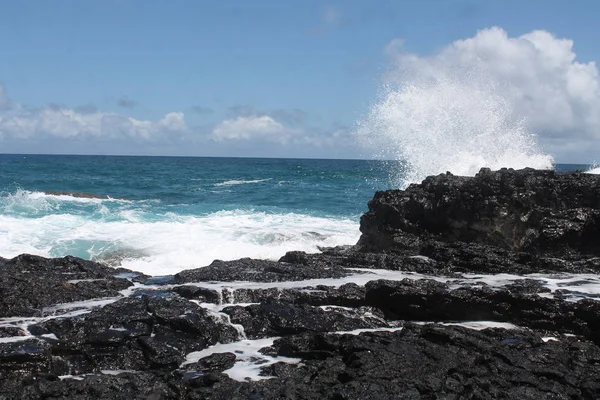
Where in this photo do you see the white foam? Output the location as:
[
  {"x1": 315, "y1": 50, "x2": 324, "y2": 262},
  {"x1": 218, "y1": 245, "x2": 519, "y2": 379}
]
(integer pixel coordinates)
[
  {"x1": 330, "y1": 327, "x2": 404, "y2": 335},
  {"x1": 100, "y1": 369, "x2": 136, "y2": 375},
  {"x1": 41, "y1": 297, "x2": 121, "y2": 315},
  {"x1": 357, "y1": 51, "x2": 553, "y2": 187},
  {"x1": 182, "y1": 338, "x2": 301, "y2": 381},
  {"x1": 214, "y1": 178, "x2": 272, "y2": 187},
  {"x1": 431, "y1": 321, "x2": 520, "y2": 331},
  {"x1": 542, "y1": 337, "x2": 559, "y2": 342},
  {"x1": 0, "y1": 209, "x2": 359, "y2": 276},
  {"x1": 58, "y1": 375, "x2": 85, "y2": 381},
  {"x1": 585, "y1": 166, "x2": 600, "y2": 174},
  {"x1": 2, "y1": 189, "x2": 127, "y2": 208},
  {"x1": 0, "y1": 335, "x2": 35, "y2": 343}
]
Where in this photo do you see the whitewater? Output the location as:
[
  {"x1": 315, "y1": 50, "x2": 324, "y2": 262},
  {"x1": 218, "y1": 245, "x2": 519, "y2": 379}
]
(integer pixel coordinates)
[{"x1": 0, "y1": 156, "x2": 390, "y2": 275}]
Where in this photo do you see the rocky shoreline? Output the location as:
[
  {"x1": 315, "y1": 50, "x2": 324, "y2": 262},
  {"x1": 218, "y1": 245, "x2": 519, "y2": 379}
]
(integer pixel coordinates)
[{"x1": 1, "y1": 168, "x2": 600, "y2": 399}]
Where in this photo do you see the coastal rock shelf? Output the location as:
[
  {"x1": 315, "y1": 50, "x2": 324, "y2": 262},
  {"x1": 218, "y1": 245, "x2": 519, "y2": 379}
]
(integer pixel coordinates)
[{"x1": 1, "y1": 168, "x2": 600, "y2": 399}]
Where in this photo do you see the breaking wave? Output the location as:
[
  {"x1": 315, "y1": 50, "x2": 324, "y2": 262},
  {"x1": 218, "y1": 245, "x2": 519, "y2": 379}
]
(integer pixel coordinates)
[{"x1": 358, "y1": 44, "x2": 554, "y2": 187}]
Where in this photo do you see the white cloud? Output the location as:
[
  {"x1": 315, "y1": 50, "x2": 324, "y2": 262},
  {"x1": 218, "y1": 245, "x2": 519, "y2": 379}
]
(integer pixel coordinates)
[
  {"x1": 393, "y1": 28, "x2": 600, "y2": 140},
  {"x1": 0, "y1": 102, "x2": 188, "y2": 141},
  {"x1": 211, "y1": 115, "x2": 297, "y2": 143}
]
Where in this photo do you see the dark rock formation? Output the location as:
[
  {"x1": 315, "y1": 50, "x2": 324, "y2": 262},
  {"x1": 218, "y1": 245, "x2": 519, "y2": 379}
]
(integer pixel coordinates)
[
  {"x1": 364, "y1": 278, "x2": 600, "y2": 345},
  {"x1": 174, "y1": 257, "x2": 355, "y2": 283},
  {"x1": 359, "y1": 168, "x2": 600, "y2": 258},
  {"x1": 223, "y1": 301, "x2": 389, "y2": 339},
  {"x1": 0, "y1": 254, "x2": 134, "y2": 317},
  {"x1": 22, "y1": 296, "x2": 240, "y2": 377}
]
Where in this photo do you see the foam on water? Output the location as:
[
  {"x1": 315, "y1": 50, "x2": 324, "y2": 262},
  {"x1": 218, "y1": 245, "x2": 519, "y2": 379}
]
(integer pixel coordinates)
[
  {"x1": 585, "y1": 164, "x2": 600, "y2": 174},
  {"x1": 214, "y1": 178, "x2": 272, "y2": 187},
  {"x1": 413, "y1": 321, "x2": 520, "y2": 331},
  {"x1": 358, "y1": 49, "x2": 554, "y2": 187},
  {"x1": 0, "y1": 192, "x2": 359, "y2": 275},
  {"x1": 182, "y1": 338, "x2": 302, "y2": 381}
]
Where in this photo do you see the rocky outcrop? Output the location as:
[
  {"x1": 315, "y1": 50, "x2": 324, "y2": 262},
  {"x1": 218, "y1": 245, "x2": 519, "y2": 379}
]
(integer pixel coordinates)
[
  {"x1": 359, "y1": 168, "x2": 600, "y2": 258},
  {"x1": 1, "y1": 168, "x2": 600, "y2": 399}
]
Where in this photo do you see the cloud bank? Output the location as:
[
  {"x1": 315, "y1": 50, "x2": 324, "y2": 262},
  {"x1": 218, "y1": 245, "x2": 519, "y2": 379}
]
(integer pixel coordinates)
[
  {"x1": 0, "y1": 88, "x2": 188, "y2": 142},
  {"x1": 211, "y1": 115, "x2": 297, "y2": 143},
  {"x1": 0, "y1": 84, "x2": 353, "y2": 157}
]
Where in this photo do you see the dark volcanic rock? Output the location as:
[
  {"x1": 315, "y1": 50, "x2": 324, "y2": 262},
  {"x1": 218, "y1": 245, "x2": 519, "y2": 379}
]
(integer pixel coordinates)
[
  {"x1": 224, "y1": 283, "x2": 366, "y2": 307},
  {"x1": 171, "y1": 285, "x2": 222, "y2": 303},
  {"x1": 0, "y1": 339, "x2": 52, "y2": 377},
  {"x1": 186, "y1": 325, "x2": 600, "y2": 399},
  {"x1": 174, "y1": 257, "x2": 355, "y2": 283},
  {"x1": 4, "y1": 372, "x2": 179, "y2": 400},
  {"x1": 287, "y1": 242, "x2": 600, "y2": 276},
  {"x1": 359, "y1": 168, "x2": 600, "y2": 258},
  {"x1": 365, "y1": 279, "x2": 600, "y2": 344},
  {"x1": 223, "y1": 301, "x2": 389, "y2": 339},
  {"x1": 182, "y1": 352, "x2": 237, "y2": 374},
  {"x1": 0, "y1": 254, "x2": 135, "y2": 317},
  {"x1": 26, "y1": 296, "x2": 240, "y2": 375}
]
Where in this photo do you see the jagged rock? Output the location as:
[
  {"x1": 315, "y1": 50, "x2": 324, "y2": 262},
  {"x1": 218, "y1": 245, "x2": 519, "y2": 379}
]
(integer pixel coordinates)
[
  {"x1": 0, "y1": 339, "x2": 52, "y2": 377},
  {"x1": 174, "y1": 257, "x2": 355, "y2": 283},
  {"x1": 25, "y1": 296, "x2": 240, "y2": 375},
  {"x1": 359, "y1": 168, "x2": 600, "y2": 258},
  {"x1": 182, "y1": 352, "x2": 237, "y2": 373},
  {"x1": 288, "y1": 242, "x2": 600, "y2": 276},
  {"x1": 171, "y1": 285, "x2": 221, "y2": 303},
  {"x1": 9, "y1": 372, "x2": 179, "y2": 400},
  {"x1": 0, "y1": 254, "x2": 134, "y2": 317},
  {"x1": 181, "y1": 325, "x2": 600, "y2": 399},
  {"x1": 223, "y1": 301, "x2": 389, "y2": 339},
  {"x1": 216, "y1": 283, "x2": 365, "y2": 307},
  {"x1": 364, "y1": 279, "x2": 600, "y2": 344}
]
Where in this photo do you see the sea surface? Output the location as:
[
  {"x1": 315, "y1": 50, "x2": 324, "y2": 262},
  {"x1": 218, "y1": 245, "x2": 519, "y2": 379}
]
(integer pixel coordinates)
[{"x1": 0, "y1": 154, "x2": 595, "y2": 276}]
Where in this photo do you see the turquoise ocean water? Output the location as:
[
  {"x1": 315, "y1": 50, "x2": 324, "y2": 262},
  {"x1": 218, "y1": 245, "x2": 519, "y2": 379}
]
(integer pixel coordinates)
[{"x1": 0, "y1": 154, "x2": 593, "y2": 276}]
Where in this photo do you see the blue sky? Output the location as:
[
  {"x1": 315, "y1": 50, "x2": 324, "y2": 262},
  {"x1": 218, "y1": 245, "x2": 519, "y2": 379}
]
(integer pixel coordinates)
[{"x1": 0, "y1": 0, "x2": 599, "y2": 163}]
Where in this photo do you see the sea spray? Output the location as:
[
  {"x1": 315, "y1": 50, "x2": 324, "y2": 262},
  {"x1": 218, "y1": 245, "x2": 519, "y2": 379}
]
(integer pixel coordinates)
[
  {"x1": 586, "y1": 162, "x2": 600, "y2": 174},
  {"x1": 358, "y1": 41, "x2": 554, "y2": 187},
  {"x1": 0, "y1": 190, "x2": 359, "y2": 275}
]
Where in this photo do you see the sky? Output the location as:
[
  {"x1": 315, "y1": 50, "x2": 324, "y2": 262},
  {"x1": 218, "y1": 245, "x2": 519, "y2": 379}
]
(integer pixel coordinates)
[{"x1": 0, "y1": 0, "x2": 599, "y2": 163}]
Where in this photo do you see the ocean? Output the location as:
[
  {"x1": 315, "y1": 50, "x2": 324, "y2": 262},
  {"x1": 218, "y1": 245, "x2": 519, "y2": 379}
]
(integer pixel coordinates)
[{"x1": 0, "y1": 154, "x2": 595, "y2": 276}]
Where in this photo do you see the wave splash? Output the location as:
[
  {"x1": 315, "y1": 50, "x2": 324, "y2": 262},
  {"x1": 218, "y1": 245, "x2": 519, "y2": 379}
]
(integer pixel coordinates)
[
  {"x1": 358, "y1": 42, "x2": 554, "y2": 187},
  {"x1": 586, "y1": 163, "x2": 600, "y2": 174},
  {"x1": 0, "y1": 191, "x2": 359, "y2": 276}
]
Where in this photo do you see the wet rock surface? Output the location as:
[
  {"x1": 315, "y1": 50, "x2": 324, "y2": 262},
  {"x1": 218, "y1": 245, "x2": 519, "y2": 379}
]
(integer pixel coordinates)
[
  {"x1": 1, "y1": 168, "x2": 600, "y2": 399},
  {"x1": 0, "y1": 254, "x2": 136, "y2": 317},
  {"x1": 174, "y1": 257, "x2": 354, "y2": 283},
  {"x1": 223, "y1": 302, "x2": 389, "y2": 339}
]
